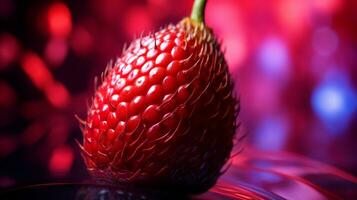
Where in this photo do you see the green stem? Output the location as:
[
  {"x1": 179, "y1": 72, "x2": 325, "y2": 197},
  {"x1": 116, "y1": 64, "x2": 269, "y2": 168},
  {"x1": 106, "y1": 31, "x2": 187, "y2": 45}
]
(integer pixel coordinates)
[{"x1": 190, "y1": 0, "x2": 207, "y2": 23}]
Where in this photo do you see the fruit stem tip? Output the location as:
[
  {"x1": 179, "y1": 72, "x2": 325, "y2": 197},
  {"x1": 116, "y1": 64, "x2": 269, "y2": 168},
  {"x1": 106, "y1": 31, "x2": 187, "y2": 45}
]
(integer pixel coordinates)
[{"x1": 190, "y1": 0, "x2": 207, "y2": 23}]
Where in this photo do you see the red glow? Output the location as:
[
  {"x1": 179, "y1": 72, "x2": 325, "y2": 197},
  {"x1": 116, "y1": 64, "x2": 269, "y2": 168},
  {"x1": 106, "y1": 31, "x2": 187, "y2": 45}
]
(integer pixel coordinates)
[
  {"x1": 0, "y1": 33, "x2": 20, "y2": 69},
  {"x1": 206, "y1": 1, "x2": 242, "y2": 35},
  {"x1": 21, "y1": 122, "x2": 46, "y2": 146},
  {"x1": 47, "y1": 116, "x2": 69, "y2": 147},
  {"x1": 44, "y1": 37, "x2": 68, "y2": 67},
  {"x1": 124, "y1": 6, "x2": 153, "y2": 36},
  {"x1": 0, "y1": 136, "x2": 17, "y2": 157},
  {"x1": 21, "y1": 52, "x2": 53, "y2": 89},
  {"x1": 49, "y1": 145, "x2": 74, "y2": 177},
  {"x1": 148, "y1": 0, "x2": 167, "y2": 8},
  {"x1": 0, "y1": 177, "x2": 16, "y2": 188},
  {"x1": 71, "y1": 25, "x2": 93, "y2": 56},
  {"x1": 20, "y1": 100, "x2": 49, "y2": 119},
  {"x1": 47, "y1": 2, "x2": 72, "y2": 38},
  {"x1": 44, "y1": 82, "x2": 70, "y2": 109},
  {"x1": 223, "y1": 35, "x2": 247, "y2": 69},
  {"x1": 206, "y1": 1, "x2": 246, "y2": 68},
  {"x1": 276, "y1": 0, "x2": 309, "y2": 38},
  {"x1": 312, "y1": 0, "x2": 342, "y2": 14},
  {"x1": 91, "y1": 0, "x2": 124, "y2": 24},
  {"x1": 0, "y1": 81, "x2": 16, "y2": 107},
  {"x1": 21, "y1": 52, "x2": 70, "y2": 108}
]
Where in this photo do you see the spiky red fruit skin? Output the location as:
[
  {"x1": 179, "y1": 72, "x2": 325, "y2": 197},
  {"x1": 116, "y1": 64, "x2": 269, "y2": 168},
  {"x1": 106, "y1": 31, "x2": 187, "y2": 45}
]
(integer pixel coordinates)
[{"x1": 80, "y1": 18, "x2": 238, "y2": 194}]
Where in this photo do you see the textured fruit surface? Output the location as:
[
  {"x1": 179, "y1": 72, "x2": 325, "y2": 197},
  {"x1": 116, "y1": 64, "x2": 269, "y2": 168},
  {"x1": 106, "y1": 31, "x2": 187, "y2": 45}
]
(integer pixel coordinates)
[{"x1": 80, "y1": 18, "x2": 238, "y2": 194}]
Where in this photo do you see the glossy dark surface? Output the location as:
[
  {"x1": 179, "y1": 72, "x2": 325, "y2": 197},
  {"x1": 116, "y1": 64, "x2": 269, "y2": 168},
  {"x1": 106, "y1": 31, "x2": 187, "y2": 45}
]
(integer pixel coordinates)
[{"x1": 2, "y1": 151, "x2": 356, "y2": 200}]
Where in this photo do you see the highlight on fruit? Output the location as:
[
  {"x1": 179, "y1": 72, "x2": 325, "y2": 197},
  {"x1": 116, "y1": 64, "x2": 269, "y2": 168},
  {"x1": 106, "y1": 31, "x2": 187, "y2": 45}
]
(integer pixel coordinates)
[{"x1": 77, "y1": 0, "x2": 239, "y2": 194}]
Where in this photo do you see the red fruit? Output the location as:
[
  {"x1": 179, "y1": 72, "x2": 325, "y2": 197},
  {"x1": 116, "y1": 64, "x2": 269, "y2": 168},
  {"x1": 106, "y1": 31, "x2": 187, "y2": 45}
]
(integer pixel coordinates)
[{"x1": 79, "y1": 0, "x2": 239, "y2": 194}]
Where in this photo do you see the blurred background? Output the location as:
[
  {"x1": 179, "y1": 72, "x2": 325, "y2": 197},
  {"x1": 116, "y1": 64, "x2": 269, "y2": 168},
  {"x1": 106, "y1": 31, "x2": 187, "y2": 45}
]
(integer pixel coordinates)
[{"x1": 0, "y1": 0, "x2": 356, "y2": 189}]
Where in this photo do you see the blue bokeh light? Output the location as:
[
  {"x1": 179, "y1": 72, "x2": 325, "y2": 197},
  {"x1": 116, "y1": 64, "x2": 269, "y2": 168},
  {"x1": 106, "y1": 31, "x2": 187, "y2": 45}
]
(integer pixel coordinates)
[
  {"x1": 254, "y1": 116, "x2": 289, "y2": 151},
  {"x1": 311, "y1": 71, "x2": 357, "y2": 133},
  {"x1": 257, "y1": 37, "x2": 290, "y2": 79}
]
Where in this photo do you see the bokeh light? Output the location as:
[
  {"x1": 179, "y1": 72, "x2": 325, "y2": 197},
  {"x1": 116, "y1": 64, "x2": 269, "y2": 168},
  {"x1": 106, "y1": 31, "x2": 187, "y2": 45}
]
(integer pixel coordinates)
[
  {"x1": 0, "y1": 0, "x2": 357, "y2": 192},
  {"x1": 44, "y1": 37, "x2": 68, "y2": 67},
  {"x1": 312, "y1": 71, "x2": 357, "y2": 132},
  {"x1": 206, "y1": 0, "x2": 246, "y2": 68},
  {"x1": 20, "y1": 52, "x2": 70, "y2": 108},
  {"x1": 0, "y1": 81, "x2": 16, "y2": 108},
  {"x1": 0, "y1": 34, "x2": 19, "y2": 70},
  {"x1": 312, "y1": 27, "x2": 339, "y2": 56},
  {"x1": 254, "y1": 116, "x2": 289, "y2": 151},
  {"x1": 49, "y1": 145, "x2": 74, "y2": 177},
  {"x1": 257, "y1": 37, "x2": 290, "y2": 80},
  {"x1": 70, "y1": 25, "x2": 93, "y2": 57},
  {"x1": 47, "y1": 2, "x2": 72, "y2": 38}
]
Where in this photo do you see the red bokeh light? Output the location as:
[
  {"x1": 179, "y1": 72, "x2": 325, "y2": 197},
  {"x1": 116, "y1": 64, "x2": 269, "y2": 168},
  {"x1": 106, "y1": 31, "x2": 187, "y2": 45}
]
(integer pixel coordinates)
[
  {"x1": 275, "y1": 0, "x2": 309, "y2": 38},
  {"x1": 222, "y1": 35, "x2": 247, "y2": 69},
  {"x1": 70, "y1": 25, "x2": 93, "y2": 57},
  {"x1": 49, "y1": 145, "x2": 74, "y2": 177},
  {"x1": 44, "y1": 37, "x2": 68, "y2": 67},
  {"x1": 21, "y1": 52, "x2": 53, "y2": 90},
  {"x1": 21, "y1": 52, "x2": 70, "y2": 108},
  {"x1": 206, "y1": 0, "x2": 246, "y2": 68},
  {"x1": 44, "y1": 82, "x2": 70, "y2": 108},
  {"x1": 0, "y1": 33, "x2": 20, "y2": 70},
  {"x1": 0, "y1": 81, "x2": 16, "y2": 108},
  {"x1": 47, "y1": 2, "x2": 72, "y2": 38}
]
